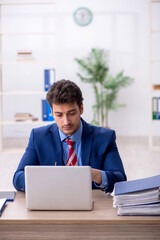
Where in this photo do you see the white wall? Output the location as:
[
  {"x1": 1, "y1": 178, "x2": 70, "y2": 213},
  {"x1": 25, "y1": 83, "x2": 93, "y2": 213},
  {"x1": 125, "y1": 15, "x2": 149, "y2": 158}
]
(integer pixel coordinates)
[
  {"x1": 55, "y1": 0, "x2": 150, "y2": 136},
  {"x1": 1, "y1": 0, "x2": 158, "y2": 137}
]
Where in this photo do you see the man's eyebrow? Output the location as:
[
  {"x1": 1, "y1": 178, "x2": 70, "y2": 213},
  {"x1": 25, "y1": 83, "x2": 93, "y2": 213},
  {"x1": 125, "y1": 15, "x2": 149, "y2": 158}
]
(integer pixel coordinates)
[
  {"x1": 54, "y1": 109, "x2": 77, "y2": 114},
  {"x1": 68, "y1": 109, "x2": 77, "y2": 113}
]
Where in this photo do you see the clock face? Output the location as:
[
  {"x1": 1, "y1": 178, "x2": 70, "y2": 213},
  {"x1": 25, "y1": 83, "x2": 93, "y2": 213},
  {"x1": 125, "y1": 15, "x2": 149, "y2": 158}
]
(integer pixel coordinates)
[{"x1": 73, "y1": 7, "x2": 92, "y2": 26}]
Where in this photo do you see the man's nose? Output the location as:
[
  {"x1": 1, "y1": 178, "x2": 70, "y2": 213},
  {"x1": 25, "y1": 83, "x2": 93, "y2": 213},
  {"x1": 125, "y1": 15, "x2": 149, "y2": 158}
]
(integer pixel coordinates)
[{"x1": 63, "y1": 115, "x2": 70, "y2": 125}]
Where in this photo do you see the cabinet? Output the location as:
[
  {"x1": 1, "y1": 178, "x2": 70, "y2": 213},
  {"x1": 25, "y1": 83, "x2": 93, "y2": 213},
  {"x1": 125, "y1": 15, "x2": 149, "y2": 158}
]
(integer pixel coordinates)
[
  {"x1": 149, "y1": 0, "x2": 160, "y2": 151},
  {"x1": 0, "y1": 1, "x2": 56, "y2": 152}
]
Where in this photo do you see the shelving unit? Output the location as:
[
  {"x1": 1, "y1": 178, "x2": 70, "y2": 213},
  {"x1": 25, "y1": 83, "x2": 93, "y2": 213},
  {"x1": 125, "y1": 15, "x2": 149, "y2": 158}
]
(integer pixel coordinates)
[
  {"x1": 0, "y1": 1, "x2": 56, "y2": 152},
  {"x1": 148, "y1": 0, "x2": 160, "y2": 151}
]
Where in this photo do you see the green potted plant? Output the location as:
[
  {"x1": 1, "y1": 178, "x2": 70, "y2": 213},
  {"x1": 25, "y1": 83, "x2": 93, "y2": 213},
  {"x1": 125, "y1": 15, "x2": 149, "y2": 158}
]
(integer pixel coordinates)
[{"x1": 75, "y1": 48, "x2": 133, "y2": 127}]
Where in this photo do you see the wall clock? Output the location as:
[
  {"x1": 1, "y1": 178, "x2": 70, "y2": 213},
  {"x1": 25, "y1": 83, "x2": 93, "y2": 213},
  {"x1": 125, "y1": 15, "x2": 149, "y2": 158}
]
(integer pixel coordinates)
[{"x1": 73, "y1": 7, "x2": 92, "y2": 26}]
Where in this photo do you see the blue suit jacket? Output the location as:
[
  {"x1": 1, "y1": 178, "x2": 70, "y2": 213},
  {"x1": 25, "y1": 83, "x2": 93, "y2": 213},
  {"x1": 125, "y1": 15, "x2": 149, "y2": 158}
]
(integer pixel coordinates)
[{"x1": 13, "y1": 118, "x2": 126, "y2": 192}]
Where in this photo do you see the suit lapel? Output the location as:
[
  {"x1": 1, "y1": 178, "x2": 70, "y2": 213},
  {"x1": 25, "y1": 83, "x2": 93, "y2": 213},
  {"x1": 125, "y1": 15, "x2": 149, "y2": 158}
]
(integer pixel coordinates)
[
  {"x1": 49, "y1": 123, "x2": 64, "y2": 166},
  {"x1": 81, "y1": 119, "x2": 93, "y2": 166}
]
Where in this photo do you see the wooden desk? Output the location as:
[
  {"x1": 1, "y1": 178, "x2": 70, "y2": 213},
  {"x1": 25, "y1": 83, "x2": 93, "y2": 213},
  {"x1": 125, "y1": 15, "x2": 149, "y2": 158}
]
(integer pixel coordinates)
[{"x1": 0, "y1": 190, "x2": 160, "y2": 240}]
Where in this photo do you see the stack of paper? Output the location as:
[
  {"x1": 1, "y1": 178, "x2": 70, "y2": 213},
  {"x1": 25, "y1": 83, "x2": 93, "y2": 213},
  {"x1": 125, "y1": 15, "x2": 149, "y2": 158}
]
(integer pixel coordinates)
[
  {"x1": 118, "y1": 202, "x2": 160, "y2": 216},
  {"x1": 14, "y1": 113, "x2": 38, "y2": 122},
  {"x1": 0, "y1": 191, "x2": 16, "y2": 217},
  {"x1": 113, "y1": 174, "x2": 160, "y2": 216},
  {"x1": 17, "y1": 50, "x2": 35, "y2": 61},
  {"x1": 0, "y1": 198, "x2": 7, "y2": 217}
]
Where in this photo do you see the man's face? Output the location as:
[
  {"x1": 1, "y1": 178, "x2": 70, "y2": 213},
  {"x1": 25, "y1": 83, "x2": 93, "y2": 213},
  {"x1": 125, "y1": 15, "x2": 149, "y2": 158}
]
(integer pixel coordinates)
[{"x1": 52, "y1": 102, "x2": 83, "y2": 137}]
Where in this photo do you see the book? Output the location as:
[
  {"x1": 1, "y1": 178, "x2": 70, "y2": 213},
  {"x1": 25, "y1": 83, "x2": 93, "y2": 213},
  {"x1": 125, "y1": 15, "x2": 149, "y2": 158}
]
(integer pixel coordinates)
[
  {"x1": 0, "y1": 198, "x2": 7, "y2": 217},
  {"x1": 44, "y1": 69, "x2": 55, "y2": 91},
  {"x1": 17, "y1": 50, "x2": 35, "y2": 62},
  {"x1": 14, "y1": 113, "x2": 38, "y2": 122}
]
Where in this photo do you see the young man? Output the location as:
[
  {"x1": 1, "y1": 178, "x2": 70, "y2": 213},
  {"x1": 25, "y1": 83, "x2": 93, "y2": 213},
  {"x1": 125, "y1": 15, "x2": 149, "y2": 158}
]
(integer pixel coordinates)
[{"x1": 13, "y1": 79, "x2": 126, "y2": 192}]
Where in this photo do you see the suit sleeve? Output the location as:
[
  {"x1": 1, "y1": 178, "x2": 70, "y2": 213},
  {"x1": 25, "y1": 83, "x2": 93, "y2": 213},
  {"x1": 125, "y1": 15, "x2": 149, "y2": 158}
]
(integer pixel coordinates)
[
  {"x1": 13, "y1": 129, "x2": 39, "y2": 191},
  {"x1": 103, "y1": 130, "x2": 127, "y2": 193}
]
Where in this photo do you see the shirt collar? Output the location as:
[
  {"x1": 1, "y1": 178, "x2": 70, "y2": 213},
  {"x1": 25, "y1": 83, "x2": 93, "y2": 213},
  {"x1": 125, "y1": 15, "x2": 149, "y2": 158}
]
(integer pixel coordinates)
[{"x1": 58, "y1": 120, "x2": 83, "y2": 144}]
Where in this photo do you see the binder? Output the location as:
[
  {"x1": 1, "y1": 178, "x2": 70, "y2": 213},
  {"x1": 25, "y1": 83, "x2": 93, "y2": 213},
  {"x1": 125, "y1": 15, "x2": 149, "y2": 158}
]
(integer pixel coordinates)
[
  {"x1": 152, "y1": 97, "x2": 157, "y2": 120},
  {"x1": 47, "y1": 101, "x2": 54, "y2": 121},
  {"x1": 44, "y1": 69, "x2": 55, "y2": 91},
  {"x1": 114, "y1": 174, "x2": 160, "y2": 195},
  {"x1": 42, "y1": 99, "x2": 54, "y2": 121},
  {"x1": 42, "y1": 99, "x2": 48, "y2": 121},
  {"x1": 44, "y1": 70, "x2": 50, "y2": 91},
  {"x1": 157, "y1": 97, "x2": 160, "y2": 119}
]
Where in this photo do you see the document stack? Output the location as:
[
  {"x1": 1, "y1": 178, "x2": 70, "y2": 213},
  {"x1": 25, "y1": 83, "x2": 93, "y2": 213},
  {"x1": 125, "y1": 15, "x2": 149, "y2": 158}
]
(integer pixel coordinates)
[
  {"x1": 14, "y1": 113, "x2": 38, "y2": 122},
  {"x1": 113, "y1": 174, "x2": 160, "y2": 216},
  {"x1": 0, "y1": 198, "x2": 7, "y2": 217},
  {"x1": 17, "y1": 50, "x2": 35, "y2": 62},
  {"x1": 0, "y1": 191, "x2": 16, "y2": 217}
]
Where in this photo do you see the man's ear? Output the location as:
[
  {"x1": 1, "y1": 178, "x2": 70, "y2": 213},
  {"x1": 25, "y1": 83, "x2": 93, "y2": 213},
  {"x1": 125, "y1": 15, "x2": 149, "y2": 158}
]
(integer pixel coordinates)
[{"x1": 80, "y1": 104, "x2": 84, "y2": 115}]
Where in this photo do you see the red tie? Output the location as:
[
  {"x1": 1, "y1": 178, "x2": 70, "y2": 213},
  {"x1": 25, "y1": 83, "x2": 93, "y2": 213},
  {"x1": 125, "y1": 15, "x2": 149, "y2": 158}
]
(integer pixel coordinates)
[{"x1": 65, "y1": 139, "x2": 78, "y2": 166}]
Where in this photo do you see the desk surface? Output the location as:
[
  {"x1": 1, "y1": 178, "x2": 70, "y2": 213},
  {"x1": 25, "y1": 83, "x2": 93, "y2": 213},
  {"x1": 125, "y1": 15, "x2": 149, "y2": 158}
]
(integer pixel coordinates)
[{"x1": 1, "y1": 190, "x2": 160, "y2": 225}]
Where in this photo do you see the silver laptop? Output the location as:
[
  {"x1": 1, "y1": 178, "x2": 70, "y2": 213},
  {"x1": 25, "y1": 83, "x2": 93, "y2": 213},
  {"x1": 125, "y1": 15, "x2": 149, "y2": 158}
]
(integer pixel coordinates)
[{"x1": 25, "y1": 166, "x2": 92, "y2": 210}]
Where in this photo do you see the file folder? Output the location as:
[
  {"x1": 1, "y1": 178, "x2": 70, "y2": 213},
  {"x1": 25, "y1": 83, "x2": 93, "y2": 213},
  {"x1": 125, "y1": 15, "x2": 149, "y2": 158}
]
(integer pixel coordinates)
[
  {"x1": 157, "y1": 97, "x2": 160, "y2": 119},
  {"x1": 42, "y1": 99, "x2": 48, "y2": 121},
  {"x1": 152, "y1": 97, "x2": 157, "y2": 120},
  {"x1": 42, "y1": 99, "x2": 54, "y2": 121},
  {"x1": 47, "y1": 101, "x2": 54, "y2": 121},
  {"x1": 44, "y1": 69, "x2": 55, "y2": 91},
  {"x1": 114, "y1": 174, "x2": 160, "y2": 195}
]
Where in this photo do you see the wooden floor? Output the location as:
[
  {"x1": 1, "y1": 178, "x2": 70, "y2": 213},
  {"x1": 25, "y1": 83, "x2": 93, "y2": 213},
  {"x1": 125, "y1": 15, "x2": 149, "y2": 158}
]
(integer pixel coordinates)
[{"x1": 0, "y1": 136, "x2": 160, "y2": 191}]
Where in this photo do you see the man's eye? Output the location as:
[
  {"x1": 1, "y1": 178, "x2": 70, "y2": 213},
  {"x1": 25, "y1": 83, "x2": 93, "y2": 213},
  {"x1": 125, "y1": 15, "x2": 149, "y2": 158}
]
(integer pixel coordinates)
[
  {"x1": 69, "y1": 112, "x2": 76, "y2": 116},
  {"x1": 56, "y1": 114, "x2": 62, "y2": 117}
]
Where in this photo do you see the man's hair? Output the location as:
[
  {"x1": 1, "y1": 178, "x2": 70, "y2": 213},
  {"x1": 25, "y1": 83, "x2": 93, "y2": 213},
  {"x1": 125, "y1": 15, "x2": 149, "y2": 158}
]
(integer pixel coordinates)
[{"x1": 46, "y1": 79, "x2": 84, "y2": 109}]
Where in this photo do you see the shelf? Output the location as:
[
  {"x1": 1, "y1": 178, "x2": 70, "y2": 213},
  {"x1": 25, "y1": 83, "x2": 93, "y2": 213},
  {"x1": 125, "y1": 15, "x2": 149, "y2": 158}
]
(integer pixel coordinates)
[
  {"x1": 0, "y1": 32, "x2": 56, "y2": 36},
  {"x1": 0, "y1": 60, "x2": 55, "y2": 65},
  {"x1": 149, "y1": 0, "x2": 160, "y2": 152},
  {"x1": 0, "y1": 120, "x2": 54, "y2": 125},
  {"x1": 0, "y1": 2, "x2": 55, "y2": 6},
  {"x1": 0, "y1": 1, "x2": 56, "y2": 152},
  {"x1": 152, "y1": 85, "x2": 160, "y2": 90},
  {"x1": 0, "y1": 91, "x2": 46, "y2": 95}
]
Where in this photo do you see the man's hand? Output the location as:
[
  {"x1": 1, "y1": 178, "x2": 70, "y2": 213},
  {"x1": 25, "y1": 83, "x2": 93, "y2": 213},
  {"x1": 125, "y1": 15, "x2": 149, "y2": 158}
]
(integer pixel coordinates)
[{"x1": 91, "y1": 168, "x2": 102, "y2": 185}]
